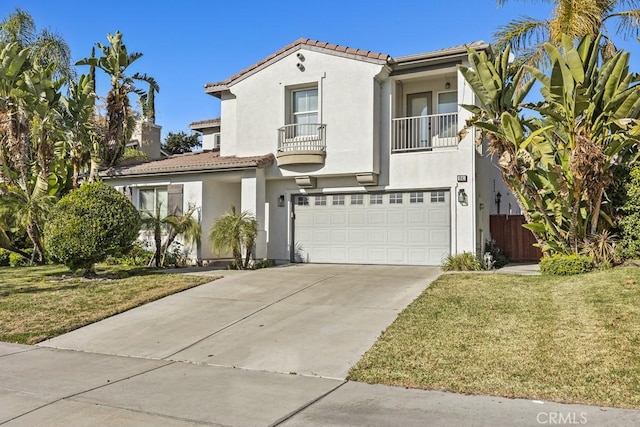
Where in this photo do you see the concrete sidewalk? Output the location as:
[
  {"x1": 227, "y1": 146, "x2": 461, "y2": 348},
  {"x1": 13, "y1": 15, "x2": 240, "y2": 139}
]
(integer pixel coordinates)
[{"x1": 2, "y1": 343, "x2": 639, "y2": 426}]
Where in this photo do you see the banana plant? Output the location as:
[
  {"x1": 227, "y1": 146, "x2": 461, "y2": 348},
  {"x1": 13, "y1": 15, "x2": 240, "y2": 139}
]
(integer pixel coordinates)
[
  {"x1": 77, "y1": 31, "x2": 159, "y2": 167},
  {"x1": 460, "y1": 33, "x2": 640, "y2": 255}
]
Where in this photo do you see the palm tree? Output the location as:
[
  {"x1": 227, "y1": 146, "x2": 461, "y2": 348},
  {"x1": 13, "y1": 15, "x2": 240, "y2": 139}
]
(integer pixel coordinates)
[
  {"x1": 0, "y1": 8, "x2": 73, "y2": 82},
  {"x1": 209, "y1": 206, "x2": 258, "y2": 270},
  {"x1": 494, "y1": 0, "x2": 640, "y2": 66},
  {"x1": 141, "y1": 203, "x2": 202, "y2": 267},
  {"x1": 76, "y1": 32, "x2": 159, "y2": 167},
  {"x1": 160, "y1": 205, "x2": 201, "y2": 266}
]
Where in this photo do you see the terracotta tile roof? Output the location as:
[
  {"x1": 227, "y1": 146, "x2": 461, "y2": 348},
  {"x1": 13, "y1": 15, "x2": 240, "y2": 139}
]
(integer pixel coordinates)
[
  {"x1": 189, "y1": 118, "x2": 220, "y2": 130},
  {"x1": 205, "y1": 38, "x2": 391, "y2": 92},
  {"x1": 101, "y1": 150, "x2": 274, "y2": 178}
]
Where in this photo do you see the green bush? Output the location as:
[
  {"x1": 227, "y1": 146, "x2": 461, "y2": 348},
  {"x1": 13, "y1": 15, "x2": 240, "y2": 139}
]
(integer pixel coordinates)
[
  {"x1": 9, "y1": 250, "x2": 31, "y2": 267},
  {"x1": 0, "y1": 249, "x2": 9, "y2": 266},
  {"x1": 163, "y1": 242, "x2": 188, "y2": 268},
  {"x1": 105, "y1": 242, "x2": 153, "y2": 266},
  {"x1": 44, "y1": 181, "x2": 142, "y2": 273},
  {"x1": 441, "y1": 252, "x2": 483, "y2": 271},
  {"x1": 619, "y1": 166, "x2": 640, "y2": 259},
  {"x1": 540, "y1": 254, "x2": 594, "y2": 275}
]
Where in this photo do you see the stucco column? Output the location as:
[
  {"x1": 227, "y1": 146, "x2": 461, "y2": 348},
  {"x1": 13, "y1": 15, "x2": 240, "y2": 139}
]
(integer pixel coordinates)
[{"x1": 241, "y1": 168, "x2": 267, "y2": 259}]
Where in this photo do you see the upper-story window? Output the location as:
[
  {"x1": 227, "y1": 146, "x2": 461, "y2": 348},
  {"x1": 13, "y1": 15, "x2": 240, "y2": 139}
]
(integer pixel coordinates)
[{"x1": 292, "y1": 87, "x2": 318, "y2": 136}]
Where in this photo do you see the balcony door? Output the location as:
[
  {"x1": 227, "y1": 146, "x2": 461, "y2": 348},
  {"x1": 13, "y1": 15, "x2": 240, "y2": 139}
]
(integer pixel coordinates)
[
  {"x1": 407, "y1": 92, "x2": 432, "y2": 148},
  {"x1": 437, "y1": 91, "x2": 457, "y2": 139}
]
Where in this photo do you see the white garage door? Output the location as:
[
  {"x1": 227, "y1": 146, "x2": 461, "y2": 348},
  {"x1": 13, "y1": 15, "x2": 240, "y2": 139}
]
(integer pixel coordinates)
[{"x1": 293, "y1": 191, "x2": 450, "y2": 265}]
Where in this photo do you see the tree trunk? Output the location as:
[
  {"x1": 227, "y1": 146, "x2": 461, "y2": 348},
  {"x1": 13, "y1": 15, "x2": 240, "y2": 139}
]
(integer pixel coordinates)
[{"x1": 25, "y1": 224, "x2": 44, "y2": 264}]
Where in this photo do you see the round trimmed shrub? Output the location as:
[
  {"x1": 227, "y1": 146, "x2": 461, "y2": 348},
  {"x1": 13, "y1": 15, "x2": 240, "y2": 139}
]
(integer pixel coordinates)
[
  {"x1": 44, "y1": 181, "x2": 141, "y2": 272},
  {"x1": 539, "y1": 254, "x2": 594, "y2": 276}
]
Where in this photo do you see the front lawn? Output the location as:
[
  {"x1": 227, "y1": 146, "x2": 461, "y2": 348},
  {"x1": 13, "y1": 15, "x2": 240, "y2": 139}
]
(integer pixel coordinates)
[
  {"x1": 0, "y1": 265, "x2": 216, "y2": 344},
  {"x1": 349, "y1": 268, "x2": 640, "y2": 409}
]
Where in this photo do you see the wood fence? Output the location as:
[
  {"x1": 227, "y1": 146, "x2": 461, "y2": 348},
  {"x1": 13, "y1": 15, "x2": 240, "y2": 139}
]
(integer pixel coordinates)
[{"x1": 490, "y1": 215, "x2": 542, "y2": 262}]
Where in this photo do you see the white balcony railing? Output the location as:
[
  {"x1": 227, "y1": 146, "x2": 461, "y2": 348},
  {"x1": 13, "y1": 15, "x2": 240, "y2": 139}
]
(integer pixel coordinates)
[
  {"x1": 277, "y1": 123, "x2": 326, "y2": 152},
  {"x1": 391, "y1": 113, "x2": 458, "y2": 152}
]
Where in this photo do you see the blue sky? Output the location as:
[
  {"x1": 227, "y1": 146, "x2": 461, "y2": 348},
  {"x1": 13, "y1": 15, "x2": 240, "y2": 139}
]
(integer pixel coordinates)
[{"x1": 2, "y1": 1, "x2": 639, "y2": 140}]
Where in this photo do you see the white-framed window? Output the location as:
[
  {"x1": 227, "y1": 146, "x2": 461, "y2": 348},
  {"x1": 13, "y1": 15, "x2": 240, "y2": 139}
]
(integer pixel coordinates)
[
  {"x1": 410, "y1": 192, "x2": 424, "y2": 203},
  {"x1": 369, "y1": 194, "x2": 383, "y2": 205},
  {"x1": 296, "y1": 195, "x2": 310, "y2": 206},
  {"x1": 437, "y1": 91, "x2": 458, "y2": 138},
  {"x1": 430, "y1": 191, "x2": 446, "y2": 203},
  {"x1": 139, "y1": 187, "x2": 168, "y2": 217},
  {"x1": 389, "y1": 193, "x2": 403, "y2": 204},
  {"x1": 351, "y1": 194, "x2": 364, "y2": 205},
  {"x1": 332, "y1": 195, "x2": 345, "y2": 206},
  {"x1": 314, "y1": 195, "x2": 327, "y2": 206},
  {"x1": 292, "y1": 87, "x2": 318, "y2": 136}
]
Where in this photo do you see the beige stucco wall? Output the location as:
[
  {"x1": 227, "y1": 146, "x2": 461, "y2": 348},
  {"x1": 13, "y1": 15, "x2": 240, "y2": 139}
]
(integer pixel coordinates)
[{"x1": 220, "y1": 48, "x2": 383, "y2": 177}]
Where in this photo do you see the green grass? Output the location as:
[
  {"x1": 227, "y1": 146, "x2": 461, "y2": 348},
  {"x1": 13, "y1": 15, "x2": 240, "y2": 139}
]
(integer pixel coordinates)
[
  {"x1": 0, "y1": 264, "x2": 216, "y2": 344},
  {"x1": 349, "y1": 268, "x2": 640, "y2": 409}
]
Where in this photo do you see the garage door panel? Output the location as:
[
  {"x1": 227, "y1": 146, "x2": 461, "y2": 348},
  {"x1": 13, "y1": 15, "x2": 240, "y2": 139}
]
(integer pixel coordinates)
[
  {"x1": 331, "y1": 211, "x2": 348, "y2": 225},
  {"x1": 312, "y1": 212, "x2": 331, "y2": 226},
  {"x1": 428, "y1": 229, "x2": 449, "y2": 245},
  {"x1": 348, "y1": 247, "x2": 366, "y2": 263},
  {"x1": 349, "y1": 229, "x2": 367, "y2": 244},
  {"x1": 407, "y1": 229, "x2": 427, "y2": 244},
  {"x1": 388, "y1": 230, "x2": 406, "y2": 244},
  {"x1": 330, "y1": 229, "x2": 347, "y2": 243},
  {"x1": 368, "y1": 211, "x2": 386, "y2": 224},
  {"x1": 387, "y1": 248, "x2": 406, "y2": 263},
  {"x1": 408, "y1": 248, "x2": 428, "y2": 263},
  {"x1": 428, "y1": 209, "x2": 449, "y2": 226},
  {"x1": 387, "y1": 211, "x2": 406, "y2": 225},
  {"x1": 368, "y1": 229, "x2": 386, "y2": 244},
  {"x1": 407, "y1": 210, "x2": 426, "y2": 224},
  {"x1": 294, "y1": 191, "x2": 450, "y2": 266},
  {"x1": 348, "y1": 211, "x2": 367, "y2": 225}
]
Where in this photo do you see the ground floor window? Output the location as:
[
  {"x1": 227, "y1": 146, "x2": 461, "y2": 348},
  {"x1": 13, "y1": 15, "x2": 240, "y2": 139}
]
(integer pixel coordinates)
[{"x1": 139, "y1": 187, "x2": 168, "y2": 217}]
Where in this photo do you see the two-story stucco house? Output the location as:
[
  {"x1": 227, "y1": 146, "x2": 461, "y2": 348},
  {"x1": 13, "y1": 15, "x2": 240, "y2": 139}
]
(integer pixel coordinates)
[{"x1": 103, "y1": 38, "x2": 504, "y2": 266}]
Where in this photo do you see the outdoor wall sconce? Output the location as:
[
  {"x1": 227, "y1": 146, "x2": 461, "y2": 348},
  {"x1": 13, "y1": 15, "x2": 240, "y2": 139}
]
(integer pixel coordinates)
[
  {"x1": 458, "y1": 188, "x2": 468, "y2": 205},
  {"x1": 445, "y1": 81, "x2": 451, "y2": 90},
  {"x1": 495, "y1": 191, "x2": 502, "y2": 214},
  {"x1": 278, "y1": 195, "x2": 285, "y2": 207}
]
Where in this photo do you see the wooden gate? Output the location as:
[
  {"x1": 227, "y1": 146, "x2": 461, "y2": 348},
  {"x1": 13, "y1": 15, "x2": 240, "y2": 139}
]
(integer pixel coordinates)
[{"x1": 490, "y1": 215, "x2": 542, "y2": 262}]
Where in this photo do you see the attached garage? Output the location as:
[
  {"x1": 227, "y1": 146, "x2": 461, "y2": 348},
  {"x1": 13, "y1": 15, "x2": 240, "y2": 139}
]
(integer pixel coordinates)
[{"x1": 292, "y1": 190, "x2": 451, "y2": 265}]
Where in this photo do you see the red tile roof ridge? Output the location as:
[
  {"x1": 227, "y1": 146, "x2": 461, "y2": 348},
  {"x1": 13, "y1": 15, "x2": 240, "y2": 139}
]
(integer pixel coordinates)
[{"x1": 205, "y1": 38, "x2": 390, "y2": 90}]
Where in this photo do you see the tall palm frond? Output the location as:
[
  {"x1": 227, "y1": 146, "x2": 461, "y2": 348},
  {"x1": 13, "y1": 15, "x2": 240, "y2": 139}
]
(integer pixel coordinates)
[{"x1": 495, "y1": 0, "x2": 640, "y2": 67}]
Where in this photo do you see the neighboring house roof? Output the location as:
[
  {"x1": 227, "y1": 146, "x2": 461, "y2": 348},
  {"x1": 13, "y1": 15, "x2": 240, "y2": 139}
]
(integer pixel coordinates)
[
  {"x1": 205, "y1": 38, "x2": 391, "y2": 95},
  {"x1": 100, "y1": 150, "x2": 274, "y2": 178},
  {"x1": 190, "y1": 118, "x2": 221, "y2": 131}
]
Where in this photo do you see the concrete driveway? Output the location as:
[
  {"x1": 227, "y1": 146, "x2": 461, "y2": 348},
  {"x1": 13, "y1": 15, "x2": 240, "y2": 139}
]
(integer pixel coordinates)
[{"x1": 40, "y1": 263, "x2": 441, "y2": 379}]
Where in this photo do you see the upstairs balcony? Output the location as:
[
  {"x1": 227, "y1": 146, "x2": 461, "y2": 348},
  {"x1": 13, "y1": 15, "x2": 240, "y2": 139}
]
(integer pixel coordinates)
[
  {"x1": 276, "y1": 123, "x2": 326, "y2": 166},
  {"x1": 391, "y1": 112, "x2": 458, "y2": 153}
]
